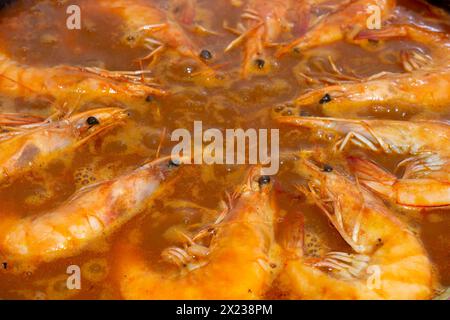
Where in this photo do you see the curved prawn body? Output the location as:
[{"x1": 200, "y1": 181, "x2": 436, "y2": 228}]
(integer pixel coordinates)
[
  {"x1": 115, "y1": 170, "x2": 281, "y2": 299},
  {"x1": 0, "y1": 53, "x2": 165, "y2": 101},
  {"x1": 0, "y1": 108, "x2": 127, "y2": 183},
  {"x1": 348, "y1": 156, "x2": 450, "y2": 209},
  {"x1": 225, "y1": 0, "x2": 292, "y2": 78},
  {"x1": 276, "y1": 116, "x2": 450, "y2": 156},
  {"x1": 290, "y1": 66, "x2": 450, "y2": 117},
  {"x1": 279, "y1": 158, "x2": 432, "y2": 299},
  {"x1": 0, "y1": 157, "x2": 179, "y2": 269},
  {"x1": 277, "y1": 0, "x2": 396, "y2": 57},
  {"x1": 105, "y1": 0, "x2": 202, "y2": 64}
]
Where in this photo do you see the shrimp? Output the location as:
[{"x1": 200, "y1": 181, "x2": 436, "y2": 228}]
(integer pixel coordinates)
[
  {"x1": 348, "y1": 156, "x2": 450, "y2": 209},
  {"x1": 277, "y1": 0, "x2": 396, "y2": 57},
  {"x1": 103, "y1": 0, "x2": 203, "y2": 64},
  {"x1": 115, "y1": 170, "x2": 281, "y2": 299},
  {"x1": 276, "y1": 116, "x2": 450, "y2": 156},
  {"x1": 283, "y1": 66, "x2": 450, "y2": 117},
  {"x1": 0, "y1": 157, "x2": 181, "y2": 270},
  {"x1": 278, "y1": 157, "x2": 433, "y2": 299},
  {"x1": 225, "y1": 0, "x2": 293, "y2": 78},
  {"x1": 0, "y1": 108, "x2": 128, "y2": 183},
  {"x1": 0, "y1": 53, "x2": 166, "y2": 102}
]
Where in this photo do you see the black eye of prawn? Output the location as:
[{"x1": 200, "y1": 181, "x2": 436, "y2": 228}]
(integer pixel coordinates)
[
  {"x1": 255, "y1": 59, "x2": 265, "y2": 70},
  {"x1": 258, "y1": 175, "x2": 271, "y2": 186},
  {"x1": 168, "y1": 159, "x2": 180, "y2": 168},
  {"x1": 199, "y1": 49, "x2": 213, "y2": 61},
  {"x1": 86, "y1": 116, "x2": 100, "y2": 126}
]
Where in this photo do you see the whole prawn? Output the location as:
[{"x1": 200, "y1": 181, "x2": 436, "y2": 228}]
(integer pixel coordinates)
[
  {"x1": 278, "y1": 157, "x2": 433, "y2": 299},
  {"x1": 348, "y1": 156, "x2": 450, "y2": 209},
  {"x1": 286, "y1": 24, "x2": 450, "y2": 117},
  {"x1": 277, "y1": 0, "x2": 396, "y2": 57},
  {"x1": 0, "y1": 108, "x2": 128, "y2": 183},
  {"x1": 0, "y1": 156, "x2": 182, "y2": 271},
  {"x1": 276, "y1": 116, "x2": 450, "y2": 156},
  {"x1": 115, "y1": 169, "x2": 281, "y2": 299},
  {"x1": 0, "y1": 53, "x2": 165, "y2": 102}
]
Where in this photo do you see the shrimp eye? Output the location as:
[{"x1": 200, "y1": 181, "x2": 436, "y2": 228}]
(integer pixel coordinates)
[
  {"x1": 255, "y1": 59, "x2": 265, "y2": 69},
  {"x1": 168, "y1": 159, "x2": 180, "y2": 168},
  {"x1": 258, "y1": 175, "x2": 271, "y2": 186},
  {"x1": 199, "y1": 49, "x2": 213, "y2": 61},
  {"x1": 86, "y1": 116, "x2": 100, "y2": 126},
  {"x1": 323, "y1": 164, "x2": 333, "y2": 172},
  {"x1": 319, "y1": 93, "x2": 332, "y2": 104}
]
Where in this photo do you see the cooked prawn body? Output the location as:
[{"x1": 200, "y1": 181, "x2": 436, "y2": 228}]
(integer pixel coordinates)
[
  {"x1": 277, "y1": 117, "x2": 450, "y2": 209},
  {"x1": 0, "y1": 158, "x2": 177, "y2": 270},
  {"x1": 277, "y1": 0, "x2": 396, "y2": 56},
  {"x1": 348, "y1": 156, "x2": 450, "y2": 208},
  {"x1": 290, "y1": 24, "x2": 450, "y2": 117},
  {"x1": 115, "y1": 172, "x2": 281, "y2": 299},
  {"x1": 0, "y1": 53, "x2": 165, "y2": 101},
  {"x1": 0, "y1": 108, "x2": 127, "y2": 183},
  {"x1": 226, "y1": 0, "x2": 292, "y2": 77},
  {"x1": 292, "y1": 66, "x2": 450, "y2": 117},
  {"x1": 277, "y1": 116, "x2": 450, "y2": 155},
  {"x1": 104, "y1": 0, "x2": 200, "y2": 62},
  {"x1": 0, "y1": 113, "x2": 45, "y2": 126},
  {"x1": 279, "y1": 158, "x2": 433, "y2": 299}
]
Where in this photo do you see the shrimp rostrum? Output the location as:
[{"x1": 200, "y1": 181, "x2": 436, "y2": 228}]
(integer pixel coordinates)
[
  {"x1": 0, "y1": 53, "x2": 166, "y2": 102},
  {"x1": 115, "y1": 169, "x2": 281, "y2": 299},
  {"x1": 278, "y1": 156, "x2": 433, "y2": 299},
  {"x1": 225, "y1": 0, "x2": 293, "y2": 78}
]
